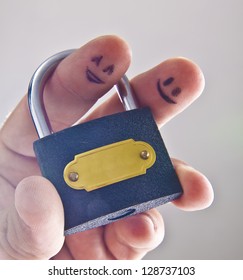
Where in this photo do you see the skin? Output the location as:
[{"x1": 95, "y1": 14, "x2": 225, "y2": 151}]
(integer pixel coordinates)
[
  {"x1": 157, "y1": 77, "x2": 182, "y2": 104},
  {"x1": 0, "y1": 35, "x2": 214, "y2": 260},
  {"x1": 86, "y1": 55, "x2": 115, "y2": 84}
]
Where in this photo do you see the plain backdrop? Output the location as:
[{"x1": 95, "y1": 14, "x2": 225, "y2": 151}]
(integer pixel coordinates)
[{"x1": 0, "y1": 0, "x2": 242, "y2": 259}]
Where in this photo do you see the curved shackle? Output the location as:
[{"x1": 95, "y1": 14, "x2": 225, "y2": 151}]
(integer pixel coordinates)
[{"x1": 28, "y1": 49, "x2": 138, "y2": 139}]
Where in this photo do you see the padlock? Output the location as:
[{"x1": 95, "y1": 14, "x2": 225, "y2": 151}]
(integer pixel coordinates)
[{"x1": 28, "y1": 49, "x2": 182, "y2": 235}]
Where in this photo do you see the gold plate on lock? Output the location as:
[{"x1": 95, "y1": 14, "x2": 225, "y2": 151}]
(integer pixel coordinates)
[{"x1": 63, "y1": 139, "x2": 156, "y2": 191}]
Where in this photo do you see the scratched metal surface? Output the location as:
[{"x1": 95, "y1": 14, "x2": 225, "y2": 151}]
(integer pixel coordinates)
[{"x1": 0, "y1": 0, "x2": 242, "y2": 260}]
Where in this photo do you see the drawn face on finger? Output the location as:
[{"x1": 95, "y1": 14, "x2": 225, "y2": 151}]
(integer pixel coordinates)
[
  {"x1": 157, "y1": 77, "x2": 182, "y2": 104},
  {"x1": 86, "y1": 55, "x2": 115, "y2": 84}
]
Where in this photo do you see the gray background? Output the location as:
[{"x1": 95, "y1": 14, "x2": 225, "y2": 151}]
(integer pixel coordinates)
[{"x1": 0, "y1": 0, "x2": 242, "y2": 259}]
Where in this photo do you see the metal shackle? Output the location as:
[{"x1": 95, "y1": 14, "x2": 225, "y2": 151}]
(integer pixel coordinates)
[{"x1": 28, "y1": 49, "x2": 138, "y2": 139}]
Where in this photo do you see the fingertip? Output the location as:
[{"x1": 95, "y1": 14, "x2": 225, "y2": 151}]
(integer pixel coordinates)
[
  {"x1": 81, "y1": 35, "x2": 132, "y2": 74},
  {"x1": 175, "y1": 57, "x2": 205, "y2": 102},
  {"x1": 131, "y1": 56, "x2": 206, "y2": 126},
  {"x1": 58, "y1": 34, "x2": 132, "y2": 90},
  {"x1": 92, "y1": 34, "x2": 132, "y2": 62},
  {"x1": 45, "y1": 35, "x2": 132, "y2": 131},
  {"x1": 14, "y1": 176, "x2": 64, "y2": 258},
  {"x1": 172, "y1": 163, "x2": 214, "y2": 211},
  {"x1": 121, "y1": 210, "x2": 165, "y2": 247},
  {"x1": 15, "y1": 176, "x2": 64, "y2": 228},
  {"x1": 105, "y1": 209, "x2": 164, "y2": 259}
]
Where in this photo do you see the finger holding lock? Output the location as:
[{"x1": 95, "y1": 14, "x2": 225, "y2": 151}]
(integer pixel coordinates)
[
  {"x1": 43, "y1": 36, "x2": 131, "y2": 132},
  {"x1": 0, "y1": 35, "x2": 131, "y2": 157}
]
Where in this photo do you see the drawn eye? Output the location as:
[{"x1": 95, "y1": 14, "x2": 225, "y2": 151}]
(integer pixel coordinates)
[
  {"x1": 91, "y1": 55, "x2": 103, "y2": 66},
  {"x1": 103, "y1": 64, "x2": 114, "y2": 75},
  {"x1": 163, "y1": 77, "x2": 174, "y2": 86},
  {"x1": 171, "y1": 87, "x2": 181, "y2": 97}
]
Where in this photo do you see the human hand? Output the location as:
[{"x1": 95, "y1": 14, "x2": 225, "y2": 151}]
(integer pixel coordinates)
[{"x1": 0, "y1": 35, "x2": 213, "y2": 259}]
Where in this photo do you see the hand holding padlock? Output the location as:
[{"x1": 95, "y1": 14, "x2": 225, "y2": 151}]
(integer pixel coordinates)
[
  {"x1": 29, "y1": 47, "x2": 186, "y2": 235},
  {"x1": 28, "y1": 49, "x2": 184, "y2": 235},
  {"x1": 0, "y1": 36, "x2": 213, "y2": 259}
]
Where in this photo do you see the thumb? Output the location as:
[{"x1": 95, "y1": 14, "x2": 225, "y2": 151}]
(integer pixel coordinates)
[{"x1": 0, "y1": 176, "x2": 64, "y2": 259}]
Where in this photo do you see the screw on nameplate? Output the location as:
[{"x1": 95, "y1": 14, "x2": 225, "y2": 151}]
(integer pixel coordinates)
[
  {"x1": 68, "y1": 172, "x2": 79, "y2": 182},
  {"x1": 140, "y1": 150, "x2": 150, "y2": 160},
  {"x1": 63, "y1": 139, "x2": 156, "y2": 192}
]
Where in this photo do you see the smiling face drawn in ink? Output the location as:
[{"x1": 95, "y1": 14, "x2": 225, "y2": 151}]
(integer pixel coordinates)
[
  {"x1": 86, "y1": 55, "x2": 115, "y2": 84},
  {"x1": 157, "y1": 77, "x2": 182, "y2": 104}
]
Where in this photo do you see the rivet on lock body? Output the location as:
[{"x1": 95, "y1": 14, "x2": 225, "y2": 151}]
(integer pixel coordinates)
[{"x1": 28, "y1": 50, "x2": 183, "y2": 235}]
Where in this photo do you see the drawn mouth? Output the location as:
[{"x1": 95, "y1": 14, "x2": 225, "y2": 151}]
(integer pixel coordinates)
[
  {"x1": 157, "y1": 79, "x2": 177, "y2": 104},
  {"x1": 86, "y1": 68, "x2": 105, "y2": 84}
]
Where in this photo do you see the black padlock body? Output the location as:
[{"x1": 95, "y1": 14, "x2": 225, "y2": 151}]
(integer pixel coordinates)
[{"x1": 34, "y1": 108, "x2": 182, "y2": 235}]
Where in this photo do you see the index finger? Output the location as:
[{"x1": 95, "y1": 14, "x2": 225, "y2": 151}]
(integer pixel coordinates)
[{"x1": 0, "y1": 35, "x2": 131, "y2": 157}]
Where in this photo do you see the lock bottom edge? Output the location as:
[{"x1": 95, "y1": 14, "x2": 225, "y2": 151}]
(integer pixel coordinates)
[{"x1": 64, "y1": 192, "x2": 182, "y2": 236}]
